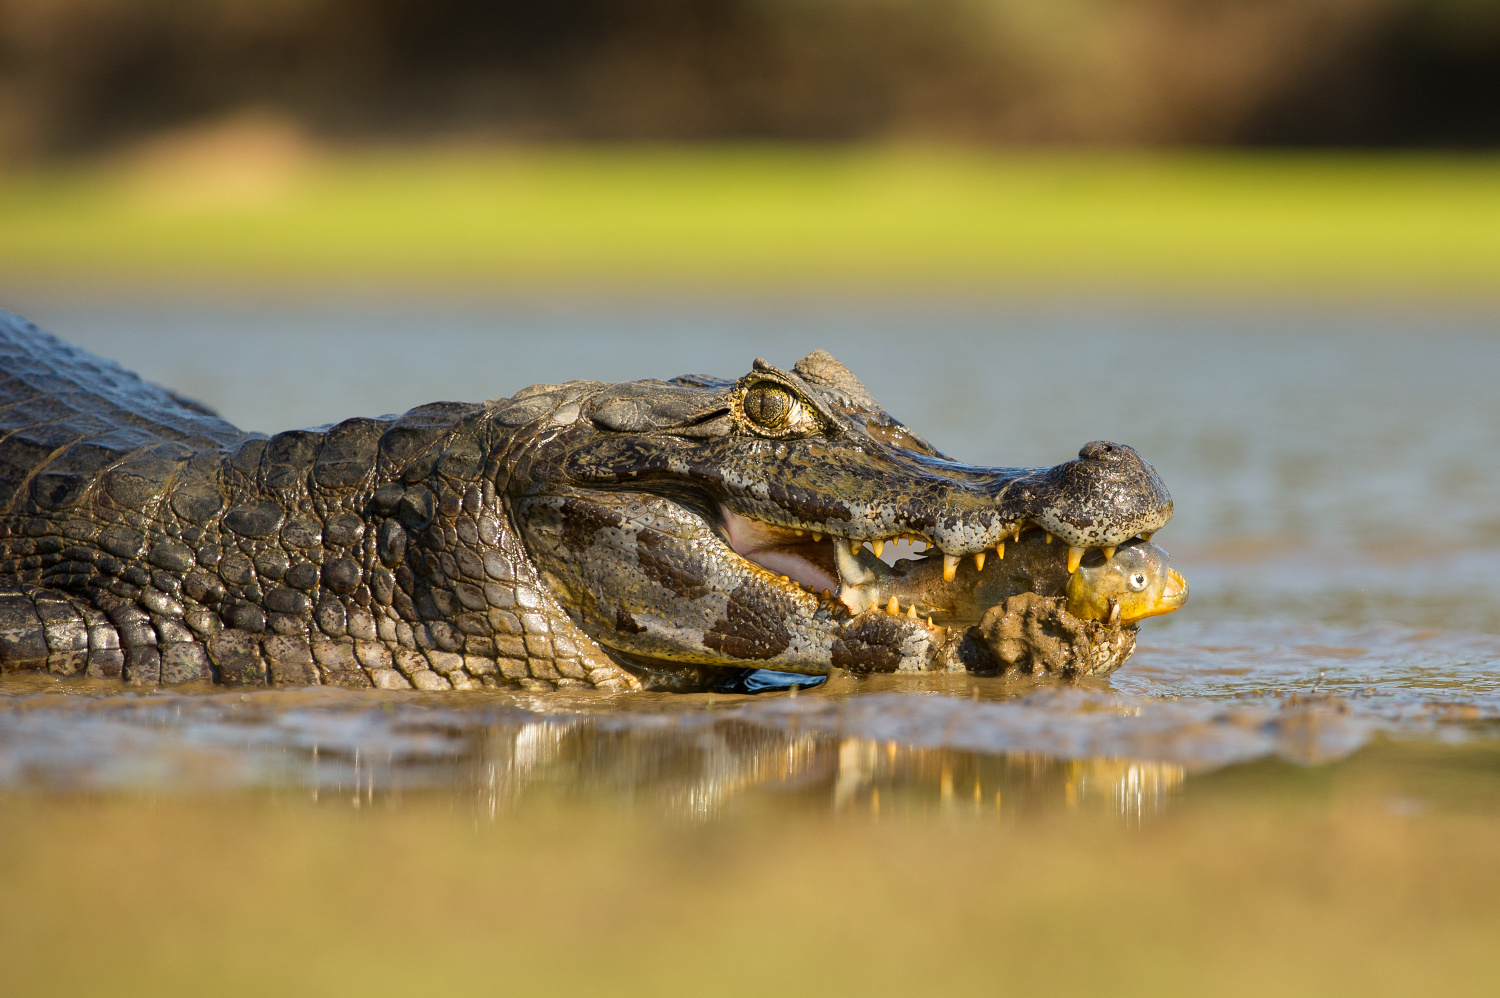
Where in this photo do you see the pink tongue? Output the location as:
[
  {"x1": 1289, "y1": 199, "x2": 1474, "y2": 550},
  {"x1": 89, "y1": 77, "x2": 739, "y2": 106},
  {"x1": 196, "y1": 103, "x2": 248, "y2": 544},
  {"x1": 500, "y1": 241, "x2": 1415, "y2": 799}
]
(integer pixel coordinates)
[
  {"x1": 720, "y1": 507, "x2": 839, "y2": 593},
  {"x1": 742, "y1": 547, "x2": 838, "y2": 592}
]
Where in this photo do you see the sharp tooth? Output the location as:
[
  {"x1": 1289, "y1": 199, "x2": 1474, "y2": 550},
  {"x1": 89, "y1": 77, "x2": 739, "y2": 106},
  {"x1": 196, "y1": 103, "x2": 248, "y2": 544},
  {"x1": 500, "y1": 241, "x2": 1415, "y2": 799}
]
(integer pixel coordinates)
[
  {"x1": 822, "y1": 588, "x2": 831, "y2": 597},
  {"x1": 887, "y1": 595, "x2": 900, "y2": 615},
  {"x1": 835, "y1": 541, "x2": 876, "y2": 586},
  {"x1": 907, "y1": 605, "x2": 917, "y2": 620},
  {"x1": 942, "y1": 553, "x2": 959, "y2": 582},
  {"x1": 1142, "y1": 532, "x2": 1154, "y2": 542},
  {"x1": 1045, "y1": 533, "x2": 1053, "y2": 544},
  {"x1": 872, "y1": 539, "x2": 885, "y2": 558},
  {"x1": 973, "y1": 551, "x2": 985, "y2": 572},
  {"x1": 812, "y1": 532, "x2": 822, "y2": 543},
  {"x1": 850, "y1": 539, "x2": 862, "y2": 556},
  {"x1": 1102, "y1": 546, "x2": 1116, "y2": 560},
  {"x1": 1067, "y1": 546, "x2": 1084, "y2": 573},
  {"x1": 995, "y1": 541, "x2": 1005, "y2": 560}
]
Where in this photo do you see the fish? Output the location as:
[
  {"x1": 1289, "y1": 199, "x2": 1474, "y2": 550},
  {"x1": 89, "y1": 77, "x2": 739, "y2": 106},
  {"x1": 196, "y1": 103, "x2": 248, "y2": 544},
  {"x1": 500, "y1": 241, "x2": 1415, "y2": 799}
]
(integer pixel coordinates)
[{"x1": 1064, "y1": 539, "x2": 1188, "y2": 626}]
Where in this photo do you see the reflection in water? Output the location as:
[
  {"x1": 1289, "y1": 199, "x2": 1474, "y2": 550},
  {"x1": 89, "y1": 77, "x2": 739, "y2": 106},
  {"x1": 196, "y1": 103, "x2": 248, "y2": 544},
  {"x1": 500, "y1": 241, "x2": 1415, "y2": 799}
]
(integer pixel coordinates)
[
  {"x1": 0, "y1": 618, "x2": 1493, "y2": 819},
  {"x1": 0, "y1": 685, "x2": 1189, "y2": 822},
  {"x1": 478, "y1": 718, "x2": 1187, "y2": 822},
  {"x1": 831, "y1": 739, "x2": 1184, "y2": 823}
]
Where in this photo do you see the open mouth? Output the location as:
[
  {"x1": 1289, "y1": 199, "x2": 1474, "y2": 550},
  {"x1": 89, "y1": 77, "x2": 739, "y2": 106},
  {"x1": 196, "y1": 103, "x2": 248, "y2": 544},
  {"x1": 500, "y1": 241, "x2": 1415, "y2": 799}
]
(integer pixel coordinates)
[{"x1": 717, "y1": 505, "x2": 1167, "y2": 629}]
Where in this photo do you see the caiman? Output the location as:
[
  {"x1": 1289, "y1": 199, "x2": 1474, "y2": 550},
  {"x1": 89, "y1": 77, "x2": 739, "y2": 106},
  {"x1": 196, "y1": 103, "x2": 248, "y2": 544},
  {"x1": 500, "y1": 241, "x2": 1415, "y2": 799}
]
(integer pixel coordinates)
[{"x1": 0, "y1": 312, "x2": 1177, "y2": 692}]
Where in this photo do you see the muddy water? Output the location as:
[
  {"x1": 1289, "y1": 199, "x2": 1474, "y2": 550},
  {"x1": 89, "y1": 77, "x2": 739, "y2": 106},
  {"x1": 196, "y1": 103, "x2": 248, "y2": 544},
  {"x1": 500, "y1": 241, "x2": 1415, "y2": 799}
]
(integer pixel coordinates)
[{"x1": 4, "y1": 297, "x2": 1500, "y2": 995}]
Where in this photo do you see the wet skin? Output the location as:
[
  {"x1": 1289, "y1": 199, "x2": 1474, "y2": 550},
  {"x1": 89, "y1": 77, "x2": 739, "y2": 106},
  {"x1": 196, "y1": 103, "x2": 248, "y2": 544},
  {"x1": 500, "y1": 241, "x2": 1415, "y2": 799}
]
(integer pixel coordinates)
[{"x1": 0, "y1": 315, "x2": 1176, "y2": 691}]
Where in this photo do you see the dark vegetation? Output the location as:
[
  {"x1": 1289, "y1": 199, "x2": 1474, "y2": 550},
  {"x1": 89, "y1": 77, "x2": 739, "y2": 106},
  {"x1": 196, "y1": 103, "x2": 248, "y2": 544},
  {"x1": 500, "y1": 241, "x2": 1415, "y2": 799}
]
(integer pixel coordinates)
[{"x1": 0, "y1": 0, "x2": 1497, "y2": 159}]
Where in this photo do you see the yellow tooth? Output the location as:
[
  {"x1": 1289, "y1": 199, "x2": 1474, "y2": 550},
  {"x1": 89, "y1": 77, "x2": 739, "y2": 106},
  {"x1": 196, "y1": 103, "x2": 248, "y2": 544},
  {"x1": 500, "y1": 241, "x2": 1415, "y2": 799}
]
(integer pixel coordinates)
[
  {"x1": 812, "y1": 533, "x2": 822, "y2": 543},
  {"x1": 794, "y1": 529, "x2": 804, "y2": 536},
  {"x1": 1102, "y1": 546, "x2": 1116, "y2": 560},
  {"x1": 995, "y1": 541, "x2": 1005, "y2": 560},
  {"x1": 850, "y1": 539, "x2": 862, "y2": 556},
  {"x1": 1067, "y1": 546, "x2": 1084, "y2": 573},
  {"x1": 907, "y1": 605, "x2": 917, "y2": 619},
  {"x1": 943, "y1": 553, "x2": 959, "y2": 582},
  {"x1": 1142, "y1": 532, "x2": 1154, "y2": 542},
  {"x1": 1045, "y1": 533, "x2": 1053, "y2": 544},
  {"x1": 887, "y1": 595, "x2": 900, "y2": 614},
  {"x1": 872, "y1": 539, "x2": 885, "y2": 559},
  {"x1": 973, "y1": 552, "x2": 986, "y2": 573},
  {"x1": 822, "y1": 588, "x2": 831, "y2": 597}
]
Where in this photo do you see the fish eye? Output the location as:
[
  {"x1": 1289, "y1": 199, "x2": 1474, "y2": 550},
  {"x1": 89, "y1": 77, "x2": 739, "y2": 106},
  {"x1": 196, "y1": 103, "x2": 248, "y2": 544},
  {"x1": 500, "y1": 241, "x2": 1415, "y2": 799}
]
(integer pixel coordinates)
[
  {"x1": 1127, "y1": 572, "x2": 1148, "y2": 591},
  {"x1": 744, "y1": 384, "x2": 796, "y2": 430}
]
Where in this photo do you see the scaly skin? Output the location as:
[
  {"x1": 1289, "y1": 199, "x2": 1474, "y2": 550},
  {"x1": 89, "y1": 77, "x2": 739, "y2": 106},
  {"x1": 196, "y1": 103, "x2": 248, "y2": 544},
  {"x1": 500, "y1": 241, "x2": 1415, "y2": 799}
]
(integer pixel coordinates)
[{"x1": 0, "y1": 313, "x2": 1174, "y2": 691}]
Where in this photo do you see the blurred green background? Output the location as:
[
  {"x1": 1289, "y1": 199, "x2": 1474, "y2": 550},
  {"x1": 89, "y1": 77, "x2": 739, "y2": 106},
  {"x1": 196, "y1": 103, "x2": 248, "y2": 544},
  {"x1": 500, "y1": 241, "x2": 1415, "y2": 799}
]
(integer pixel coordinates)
[{"x1": 1, "y1": 0, "x2": 1498, "y2": 294}]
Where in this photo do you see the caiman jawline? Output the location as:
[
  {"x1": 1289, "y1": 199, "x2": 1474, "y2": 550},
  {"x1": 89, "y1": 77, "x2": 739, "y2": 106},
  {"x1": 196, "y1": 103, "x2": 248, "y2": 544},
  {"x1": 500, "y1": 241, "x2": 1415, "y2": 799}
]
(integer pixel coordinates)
[{"x1": 719, "y1": 504, "x2": 1170, "y2": 624}]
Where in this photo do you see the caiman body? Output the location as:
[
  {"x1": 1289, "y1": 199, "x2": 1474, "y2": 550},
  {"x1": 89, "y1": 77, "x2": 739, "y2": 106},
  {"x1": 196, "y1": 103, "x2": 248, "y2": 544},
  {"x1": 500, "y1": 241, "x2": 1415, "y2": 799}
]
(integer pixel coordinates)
[{"x1": 0, "y1": 313, "x2": 1174, "y2": 692}]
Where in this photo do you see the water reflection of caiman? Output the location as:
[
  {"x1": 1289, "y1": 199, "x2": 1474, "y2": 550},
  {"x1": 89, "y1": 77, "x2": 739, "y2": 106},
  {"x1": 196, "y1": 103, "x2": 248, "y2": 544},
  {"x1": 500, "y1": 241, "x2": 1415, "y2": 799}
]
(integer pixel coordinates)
[
  {"x1": 481, "y1": 717, "x2": 1185, "y2": 821},
  {"x1": 0, "y1": 313, "x2": 1182, "y2": 692}
]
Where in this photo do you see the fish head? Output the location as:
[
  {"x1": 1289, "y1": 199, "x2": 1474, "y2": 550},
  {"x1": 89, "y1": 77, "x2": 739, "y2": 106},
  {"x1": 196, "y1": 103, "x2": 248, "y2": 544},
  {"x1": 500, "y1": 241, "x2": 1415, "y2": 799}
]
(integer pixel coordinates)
[{"x1": 1065, "y1": 539, "x2": 1187, "y2": 626}]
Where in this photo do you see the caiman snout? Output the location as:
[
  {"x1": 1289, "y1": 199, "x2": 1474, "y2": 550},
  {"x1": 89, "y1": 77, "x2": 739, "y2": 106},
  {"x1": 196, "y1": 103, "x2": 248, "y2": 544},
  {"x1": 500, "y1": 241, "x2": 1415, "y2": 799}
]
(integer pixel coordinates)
[{"x1": 1019, "y1": 440, "x2": 1174, "y2": 551}]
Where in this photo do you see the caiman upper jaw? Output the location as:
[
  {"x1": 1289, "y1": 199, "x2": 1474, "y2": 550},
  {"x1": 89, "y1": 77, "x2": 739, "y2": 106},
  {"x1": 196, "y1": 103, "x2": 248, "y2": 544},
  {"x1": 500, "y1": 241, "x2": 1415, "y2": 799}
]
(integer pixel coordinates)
[{"x1": 709, "y1": 440, "x2": 1172, "y2": 562}]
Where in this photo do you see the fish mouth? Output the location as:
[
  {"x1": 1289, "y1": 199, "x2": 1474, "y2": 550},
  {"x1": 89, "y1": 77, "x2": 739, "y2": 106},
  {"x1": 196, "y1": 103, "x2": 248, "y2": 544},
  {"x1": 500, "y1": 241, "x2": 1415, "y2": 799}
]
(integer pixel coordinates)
[
  {"x1": 718, "y1": 505, "x2": 1163, "y2": 628},
  {"x1": 1126, "y1": 567, "x2": 1188, "y2": 624}
]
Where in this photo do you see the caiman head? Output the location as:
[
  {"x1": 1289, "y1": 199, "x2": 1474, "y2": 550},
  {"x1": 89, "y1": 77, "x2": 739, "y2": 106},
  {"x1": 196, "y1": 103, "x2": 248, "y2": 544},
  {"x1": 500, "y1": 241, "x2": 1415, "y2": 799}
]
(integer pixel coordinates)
[{"x1": 504, "y1": 350, "x2": 1174, "y2": 684}]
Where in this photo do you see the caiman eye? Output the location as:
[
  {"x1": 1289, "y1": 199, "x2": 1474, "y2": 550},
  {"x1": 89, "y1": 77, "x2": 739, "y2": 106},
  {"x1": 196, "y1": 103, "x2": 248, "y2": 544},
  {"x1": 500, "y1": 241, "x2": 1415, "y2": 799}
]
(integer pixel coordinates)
[
  {"x1": 744, "y1": 385, "x2": 795, "y2": 429},
  {"x1": 1128, "y1": 572, "x2": 1148, "y2": 592}
]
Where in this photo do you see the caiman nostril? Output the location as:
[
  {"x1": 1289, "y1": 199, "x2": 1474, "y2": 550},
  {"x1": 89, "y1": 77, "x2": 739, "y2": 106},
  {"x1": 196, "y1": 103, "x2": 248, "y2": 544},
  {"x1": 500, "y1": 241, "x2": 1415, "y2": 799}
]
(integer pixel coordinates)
[{"x1": 1078, "y1": 440, "x2": 1131, "y2": 462}]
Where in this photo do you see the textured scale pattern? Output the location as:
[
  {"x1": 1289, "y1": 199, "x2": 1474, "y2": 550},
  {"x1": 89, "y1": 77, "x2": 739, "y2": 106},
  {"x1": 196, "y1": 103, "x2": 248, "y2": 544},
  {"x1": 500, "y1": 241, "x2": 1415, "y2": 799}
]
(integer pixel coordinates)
[{"x1": 0, "y1": 314, "x2": 636, "y2": 692}]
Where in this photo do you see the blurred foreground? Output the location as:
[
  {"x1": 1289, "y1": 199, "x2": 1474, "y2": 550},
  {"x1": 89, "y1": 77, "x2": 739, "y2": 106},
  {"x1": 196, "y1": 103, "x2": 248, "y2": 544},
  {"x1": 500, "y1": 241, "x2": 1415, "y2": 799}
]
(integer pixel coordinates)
[{"x1": 3, "y1": 738, "x2": 1500, "y2": 997}]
